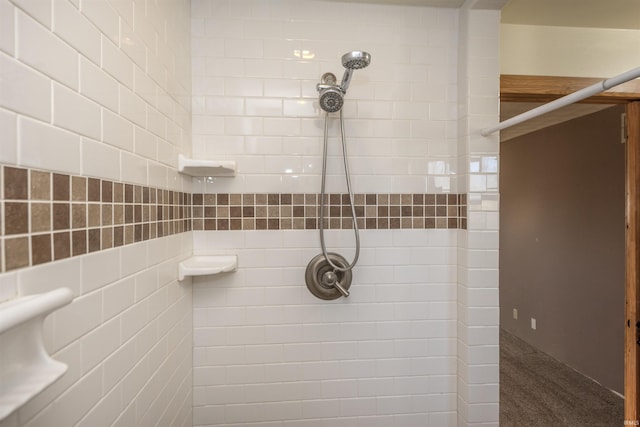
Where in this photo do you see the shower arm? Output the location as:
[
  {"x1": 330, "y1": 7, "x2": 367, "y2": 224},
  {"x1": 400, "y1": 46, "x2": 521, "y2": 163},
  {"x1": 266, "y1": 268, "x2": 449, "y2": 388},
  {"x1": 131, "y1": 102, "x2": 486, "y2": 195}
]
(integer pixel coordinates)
[{"x1": 340, "y1": 68, "x2": 354, "y2": 94}]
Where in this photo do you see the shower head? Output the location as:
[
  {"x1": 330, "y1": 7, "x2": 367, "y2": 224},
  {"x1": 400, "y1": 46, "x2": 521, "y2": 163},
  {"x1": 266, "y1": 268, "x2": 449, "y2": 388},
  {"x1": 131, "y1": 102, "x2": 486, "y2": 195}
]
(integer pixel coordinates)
[
  {"x1": 318, "y1": 86, "x2": 344, "y2": 113},
  {"x1": 316, "y1": 52, "x2": 371, "y2": 113},
  {"x1": 340, "y1": 51, "x2": 371, "y2": 94},
  {"x1": 342, "y1": 51, "x2": 371, "y2": 70}
]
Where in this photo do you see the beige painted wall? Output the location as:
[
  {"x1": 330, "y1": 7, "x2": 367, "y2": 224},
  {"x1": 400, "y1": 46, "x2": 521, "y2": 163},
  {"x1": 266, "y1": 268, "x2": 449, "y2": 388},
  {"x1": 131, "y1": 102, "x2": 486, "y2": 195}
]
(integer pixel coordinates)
[
  {"x1": 501, "y1": 24, "x2": 640, "y2": 77},
  {"x1": 500, "y1": 105, "x2": 626, "y2": 393}
]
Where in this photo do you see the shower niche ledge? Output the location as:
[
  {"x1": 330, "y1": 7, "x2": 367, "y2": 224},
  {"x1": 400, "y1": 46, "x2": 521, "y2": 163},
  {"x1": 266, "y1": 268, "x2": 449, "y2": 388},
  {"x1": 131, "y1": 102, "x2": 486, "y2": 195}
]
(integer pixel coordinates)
[
  {"x1": 178, "y1": 255, "x2": 237, "y2": 281},
  {"x1": 178, "y1": 155, "x2": 236, "y2": 177},
  {"x1": 0, "y1": 287, "x2": 74, "y2": 421}
]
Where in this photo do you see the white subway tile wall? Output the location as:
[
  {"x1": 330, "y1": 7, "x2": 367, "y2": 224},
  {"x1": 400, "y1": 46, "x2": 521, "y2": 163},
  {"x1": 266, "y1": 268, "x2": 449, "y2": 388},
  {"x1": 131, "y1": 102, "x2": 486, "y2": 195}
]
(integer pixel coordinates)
[
  {"x1": 0, "y1": 0, "x2": 503, "y2": 425},
  {"x1": 0, "y1": 0, "x2": 193, "y2": 426},
  {"x1": 187, "y1": 0, "x2": 494, "y2": 425},
  {"x1": 192, "y1": 229, "x2": 458, "y2": 426},
  {"x1": 457, "y1": 6, "x2": 501, "y2": 427},
  {"x1": 191, "y1": 0, "x2": 459, "y2": 196},
  {"x1": 0, "y1": 0, "x2": 192, "y2": 190}
]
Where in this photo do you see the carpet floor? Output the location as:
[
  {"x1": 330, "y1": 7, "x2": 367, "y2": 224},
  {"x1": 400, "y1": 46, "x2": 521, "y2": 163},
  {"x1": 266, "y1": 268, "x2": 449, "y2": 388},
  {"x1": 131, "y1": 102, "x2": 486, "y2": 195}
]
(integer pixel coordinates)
[{"x1": 500, "y1": 329, "x2": 623, "y2": 426}]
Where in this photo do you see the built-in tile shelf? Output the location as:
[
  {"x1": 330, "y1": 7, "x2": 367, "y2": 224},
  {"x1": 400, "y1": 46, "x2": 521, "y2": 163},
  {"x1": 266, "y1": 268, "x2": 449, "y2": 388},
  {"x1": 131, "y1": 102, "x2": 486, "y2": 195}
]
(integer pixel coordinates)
[
  {"x1": 178, "y1": 155, "x2": 236, "y2": 177},
  {"x1": 178, "y1": 255, "x2": 238, "y2": 281},
  {"x1": 0, "y1": 288, "x2": 74, "y2": 421}
]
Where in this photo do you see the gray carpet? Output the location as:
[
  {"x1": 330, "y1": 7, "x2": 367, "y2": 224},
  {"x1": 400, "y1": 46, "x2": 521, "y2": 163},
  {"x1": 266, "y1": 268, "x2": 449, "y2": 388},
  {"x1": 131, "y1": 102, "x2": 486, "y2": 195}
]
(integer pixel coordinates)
[{"x1": 500, "y1": 329, "x2": 623, "y2": 426}]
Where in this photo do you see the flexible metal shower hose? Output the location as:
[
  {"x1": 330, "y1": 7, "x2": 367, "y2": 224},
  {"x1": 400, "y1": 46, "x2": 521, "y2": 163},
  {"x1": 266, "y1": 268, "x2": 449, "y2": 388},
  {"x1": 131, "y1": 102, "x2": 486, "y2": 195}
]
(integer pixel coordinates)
[{"x1": 318, "y1": 109, "x2": 360, "y2": 272}]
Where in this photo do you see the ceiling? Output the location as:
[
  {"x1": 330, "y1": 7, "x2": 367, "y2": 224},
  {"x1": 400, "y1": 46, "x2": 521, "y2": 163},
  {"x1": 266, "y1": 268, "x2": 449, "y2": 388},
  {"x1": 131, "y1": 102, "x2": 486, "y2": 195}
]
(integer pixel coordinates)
[
  {"x1": 335, "y1": 0, "x2": 640, "y2": 29},
  {"x1": 501, "y1": 0, "x2": 640, "y2": 30},
  {"x1": 327, "y1": 0, "x2": 465, "y2": 6}
]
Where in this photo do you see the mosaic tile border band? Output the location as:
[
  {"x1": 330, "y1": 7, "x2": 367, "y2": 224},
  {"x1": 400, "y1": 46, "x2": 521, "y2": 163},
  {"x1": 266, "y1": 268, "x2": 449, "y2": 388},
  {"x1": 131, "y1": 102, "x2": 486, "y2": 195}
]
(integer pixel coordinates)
[
  {"x1": 0, "y1": 165, "x2": 467, "y2": 273},
  {"x1": 192, "y1": 192, "x2": 467, "y2": 231}
]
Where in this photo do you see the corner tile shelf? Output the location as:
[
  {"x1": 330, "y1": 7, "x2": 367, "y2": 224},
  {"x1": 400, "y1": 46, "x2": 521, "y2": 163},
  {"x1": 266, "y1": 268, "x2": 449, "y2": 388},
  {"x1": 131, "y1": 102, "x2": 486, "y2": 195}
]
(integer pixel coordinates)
[
  {"x1": 178, "y1": 155, "x2": 236, "y2": 177},
  {"x1": 0, "y1": 288, "x2": 74, "y2": 421},
  {"x1": 178, "y1": 255, "x2": 238, "y2": 281}
]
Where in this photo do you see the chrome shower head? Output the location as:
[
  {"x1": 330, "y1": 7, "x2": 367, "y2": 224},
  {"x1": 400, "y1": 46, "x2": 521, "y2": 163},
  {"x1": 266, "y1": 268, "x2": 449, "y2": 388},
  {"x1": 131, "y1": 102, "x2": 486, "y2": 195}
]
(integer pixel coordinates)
[
  {"x1": 316, "y1": 52, "x2": 371, "y2": 113},
  {"x1": 318, "y1": 86, "x2": 344, "y2": 113},
  {"x1": 342, "y1": 51, "x2": 371, "y2": 70},
  {"x1": 340, "y1": 51, "x2": 371, "y2": 94}
]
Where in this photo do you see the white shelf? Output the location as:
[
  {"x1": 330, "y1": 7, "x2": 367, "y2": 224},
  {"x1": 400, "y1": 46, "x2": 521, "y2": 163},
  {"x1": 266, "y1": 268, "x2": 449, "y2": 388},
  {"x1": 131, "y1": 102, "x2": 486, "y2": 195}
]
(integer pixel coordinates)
[
  {"x1": 178, "y1": 155, "x2": 236, "y2": 177},
  {"x1": 0, "y1": 288, "x2": 74, "y2": 421},
  {"x1": 178, "y1": 255, "x2": 238, "y2": 281}
]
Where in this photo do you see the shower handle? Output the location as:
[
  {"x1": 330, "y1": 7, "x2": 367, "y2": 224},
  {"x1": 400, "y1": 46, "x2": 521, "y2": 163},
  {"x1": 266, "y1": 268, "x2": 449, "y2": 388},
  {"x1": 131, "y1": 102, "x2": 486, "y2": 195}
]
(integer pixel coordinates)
[
  {"x1": 333, "y1": 282, "x2": 349, "y2": 297},
  {"x1": 321, "y1": 270, "x2": 350, "y2": 297}
]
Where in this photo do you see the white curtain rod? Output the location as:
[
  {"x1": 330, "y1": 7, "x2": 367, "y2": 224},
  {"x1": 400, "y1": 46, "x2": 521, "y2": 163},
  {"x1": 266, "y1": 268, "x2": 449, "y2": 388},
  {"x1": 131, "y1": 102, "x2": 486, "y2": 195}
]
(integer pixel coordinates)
[{"x1": 480, "y1": 66, "x2": 640, "y2": 137}]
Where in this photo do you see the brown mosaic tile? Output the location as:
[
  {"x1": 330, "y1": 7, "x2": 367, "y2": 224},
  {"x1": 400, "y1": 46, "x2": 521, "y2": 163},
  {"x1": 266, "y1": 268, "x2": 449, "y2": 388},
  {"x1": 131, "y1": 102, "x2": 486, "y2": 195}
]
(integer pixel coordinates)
[
  {"x1": 124, "y1": 184, "x2": 133, "y2": 203},
  {"x1": 53, "y1": 203, "x2": 70, "y2": 230},
  {"x1": 72, "y1": 230, "x2": 87, "y2": 256},
  {"x1": 53, "y1": 174, "x2": 70, "y2": 201},
  {"x1": 5, "y1": 202, "x2": 28, "y2": 235},
  {"x1": 87, "y1": 204, "x2": 101, "y2": 227},
  {"x1": 88, "y1": 228, "x2": 101, "y2": 252},
  {"x1": 53, "y1": 232, "x2": 70, "y2": 260},
  {"x1": 88, "y1": 178, "x2": 101, "y2": 202},
  {"x1": 134, "y1": 224, "x2": 142, "y2": 242},
  {"x1": 31, "y1": 234, "x2": 52, "y2": 265},
  {"x1": 31, "y1": 203, "x2": 51, "y2": 233},
  {"x1": 72, "y1": 204, "x2": 86, "y2": 229},
  {"x1": 113, "y1": 226, "x2": 124, "y2": 247},
  {"x1": 5, "y1": 167, "x2": 28, "y2": 200},
  {"x1": 102, "y1": 180, "x2": 113, "y2": 202},
  {"x1": 113, "y1": 183, "x2": 123, "y2": 203},
  {"x1": 102, "y1": 205, "x2": 113, "y2": 226},
  {"x1": 30, "y1": 170, "x2": 51, "y2": 200},
  {"x1": 102, "y1": 227, "x2": 113, "y2": 249},
  {"x1": 5, "y1": 236, "x2": 29, "y2": 271},
  {"x1": 72, "y1": 176, "x2": 86, "y2": 201}
]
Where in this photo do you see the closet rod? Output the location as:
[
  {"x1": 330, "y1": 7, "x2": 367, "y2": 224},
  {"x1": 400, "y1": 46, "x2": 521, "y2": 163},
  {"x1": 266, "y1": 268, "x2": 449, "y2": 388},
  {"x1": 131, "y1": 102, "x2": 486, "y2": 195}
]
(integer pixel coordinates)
[{"x1": 480, "y1": 66, "x2": 640, "y2": 137}]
